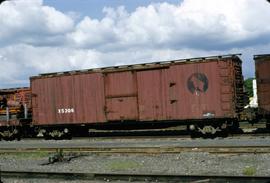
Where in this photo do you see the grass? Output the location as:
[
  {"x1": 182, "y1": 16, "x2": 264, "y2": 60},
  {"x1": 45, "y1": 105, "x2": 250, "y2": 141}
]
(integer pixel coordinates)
[
  {"x1": 107, "y1": 160, "x2": 141, "y2": 171},
  {"x1": 242, "y1": 166, "x2": 256, "y2": 176}
]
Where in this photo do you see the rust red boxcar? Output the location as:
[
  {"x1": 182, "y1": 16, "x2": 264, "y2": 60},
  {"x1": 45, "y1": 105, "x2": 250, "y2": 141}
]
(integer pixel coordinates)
[
  {"x1": 255, "y1": 55, "x2": 270, "y2": 118},
  {"x1": 30, "y1": 54, "x2": 244, "y2": 127}
]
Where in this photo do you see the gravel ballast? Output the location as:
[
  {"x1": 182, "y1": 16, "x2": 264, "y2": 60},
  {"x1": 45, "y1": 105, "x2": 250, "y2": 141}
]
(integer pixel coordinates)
[
  {"x1": 1, "y1": 137, "x2": 270, "y2": 182},
  {"x1": 0, "y1": 152, "x2": 269, "y2": 176}
]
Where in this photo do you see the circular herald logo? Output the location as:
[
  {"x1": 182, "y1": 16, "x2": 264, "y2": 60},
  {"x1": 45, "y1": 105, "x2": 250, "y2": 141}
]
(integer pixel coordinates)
[{"x1": 187, "y1": 73, "x2": 208, "y2": 95}]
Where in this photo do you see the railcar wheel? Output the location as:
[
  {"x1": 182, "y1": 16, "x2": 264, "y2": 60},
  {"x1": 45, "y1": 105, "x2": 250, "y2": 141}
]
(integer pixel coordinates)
[
  {"x1": 43, "y1": 128, "x2": 72, "y2": 140},
  {"x1": 227, "y1": 121, "x2": 240, "y2": 133},
  {"x1": 266, "y1": 120, "x2": 270, "y2": 129},
  {"x1": 44, "y1": 132, "x2": 51, "y2": 140},
  {"x1": 9, "y1": 135, "x2": 15, "y2": 141},
  {"x1": 198, "y1": 125, "x2": 219, "y2": 138},
  {"x1": 189, "y1": 129, "x2": 200, "y2": 138},
  {"x1": 64, "y1": 133, "x2": 72, "y2": 140},
  {"x1": 219, "y1": 129, "x2": 229, "y2": 138},
  {"x1": 16, "y1": 134, "x2": 21, "y2": 141},
  {"x1": 0, "y1": 128, "x2": 20, "y2": 141},
  {"x1": 189, "y1": 123, "x2": 229, "y2": 138},
  {"x1": 63, "y1": 128, "x2": 72, "y2": 140},
  {"x1": 15, "y1": 128, "x2": 22, "y2": 141}
]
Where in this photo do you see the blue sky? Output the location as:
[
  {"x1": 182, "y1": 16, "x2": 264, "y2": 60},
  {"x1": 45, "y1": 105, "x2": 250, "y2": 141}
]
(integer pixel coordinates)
[
  {"x1": 44, "y1": 0, "x2": 181, "y2": 19},
  {"x1": 0, "y1": 0, "x2": 270, "y2": 88}
]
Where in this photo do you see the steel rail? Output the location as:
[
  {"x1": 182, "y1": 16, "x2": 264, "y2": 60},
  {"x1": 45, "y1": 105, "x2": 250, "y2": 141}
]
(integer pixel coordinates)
[
  {"x1": 16, "y1": 132, "x2": 270, "y2": 143},
  {"x1": 25, "y1": 129, "x2": 270, "y2": 140},
  {"x1": 1, "y1": 146, "x2": 270, "y2": 154},
  {"x1": 1, "y1": 170, "x2": 270, "y2": 182}
]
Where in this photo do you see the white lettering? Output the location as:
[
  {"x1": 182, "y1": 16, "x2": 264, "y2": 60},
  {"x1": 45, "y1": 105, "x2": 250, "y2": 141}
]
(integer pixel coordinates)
[{"x1": 57, "y1": 108, "x2": 75, "y2": 114}]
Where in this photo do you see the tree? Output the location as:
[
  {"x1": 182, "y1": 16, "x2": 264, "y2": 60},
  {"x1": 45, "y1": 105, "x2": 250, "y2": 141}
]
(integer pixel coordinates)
[{"x1": 244, "y1": 78, "x2": 254, "y2": 98}]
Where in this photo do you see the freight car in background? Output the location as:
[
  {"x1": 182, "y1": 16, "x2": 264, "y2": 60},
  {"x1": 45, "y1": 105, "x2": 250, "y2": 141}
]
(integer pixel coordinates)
[
  {"x1": 30, "y1": 54, "x2": 245, "y2": 139},
  {"x1": 254, "y1": 54, "x2": 270, "y2": 128},
  {"x1": 0, "y1": 87, "x2": 31, "y2": 140}
]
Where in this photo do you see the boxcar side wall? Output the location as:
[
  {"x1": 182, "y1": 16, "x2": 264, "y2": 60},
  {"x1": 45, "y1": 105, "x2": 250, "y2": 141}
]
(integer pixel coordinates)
[
  {"x1": 31, "y1": 73, "x2": 106, "y2": 125},
  {"x1": 255, "y1": 55, "x2": 270, "y2": 118},
  {"x1": 137, "y1": 58, "x2": 242, "y2": 121},
  {"x1": 31, "y1": 56, "x2": 243, "y2": 126}
]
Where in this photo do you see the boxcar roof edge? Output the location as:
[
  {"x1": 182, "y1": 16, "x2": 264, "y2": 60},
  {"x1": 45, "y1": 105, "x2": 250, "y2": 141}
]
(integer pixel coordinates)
[
  {"x1": 0, "y1": 87, "x2": 30, "y2": 94},
  {"x1": 254, "y1": 54, "x2": 270, "y2": 60},
  {"x1": 30, "y1": 53, "x2": 242, "y2": 80}
]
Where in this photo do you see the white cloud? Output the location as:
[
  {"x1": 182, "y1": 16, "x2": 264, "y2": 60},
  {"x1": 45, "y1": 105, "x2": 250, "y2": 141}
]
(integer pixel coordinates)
[
  {"x1": 68, "y1": 16, "x2": 117, "y2": 48},
  {"x1": 0, "y1": 0, "x2": 270, "y2": 88},
  {"x1": 68, "y1": 0, "x2": 270, "y2": 50},
  {"x1": 0, "y1": 0, "x2": 74, "y2": 46}
]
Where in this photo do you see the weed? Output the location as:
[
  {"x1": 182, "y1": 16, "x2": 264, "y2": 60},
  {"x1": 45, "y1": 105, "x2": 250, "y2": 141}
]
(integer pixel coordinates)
[
  {"x1": 108, "y1": 160, "x2": 140, "y2": 171},
  {"x1": 243, "y1": 166, "x2": 256, "y2": 176}
]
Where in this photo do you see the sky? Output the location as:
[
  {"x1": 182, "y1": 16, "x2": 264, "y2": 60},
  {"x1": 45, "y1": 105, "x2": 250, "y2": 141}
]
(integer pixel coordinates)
[{"x1": 0, "y1": 0, "x2": 270, "y2": 88}]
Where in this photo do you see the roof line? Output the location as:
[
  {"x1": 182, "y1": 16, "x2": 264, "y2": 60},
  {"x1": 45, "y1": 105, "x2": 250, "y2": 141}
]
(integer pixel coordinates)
[
  {"x1": 254, "y1": 54, "x2": 270, "y2": 59},
  {"x1": 0, "y1": 87, "x2": 29, "y2": 93},
  {"x1": 36, "y1": 53, "x2": 242, "y2": 77}
]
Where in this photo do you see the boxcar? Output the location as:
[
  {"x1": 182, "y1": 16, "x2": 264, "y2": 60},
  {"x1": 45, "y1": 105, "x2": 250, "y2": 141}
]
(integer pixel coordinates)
[
  {"x1": 30, "y1": 54, "x2": 244, "y2": 138},
  {"x1": 254, "y1": 54, "x2": 270, "y2": 125},
  {"x1": 0, "y1": 87, "x2": 31, "y2": 140}
]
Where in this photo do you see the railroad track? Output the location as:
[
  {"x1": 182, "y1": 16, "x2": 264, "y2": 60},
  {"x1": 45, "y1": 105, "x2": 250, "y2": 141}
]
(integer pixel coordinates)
[
  {"x1": 20, "y1": 130, "x2": 270, "y2": 141},
  {"x1": 1, "y1": 146, "x2": 270, "y2": 154},
  {"x1": 1, "y1": 170, "x2": 270, "y2": 182},
  {"x1": 1, "y1": 134, "x2": 270, "y2": 154}
]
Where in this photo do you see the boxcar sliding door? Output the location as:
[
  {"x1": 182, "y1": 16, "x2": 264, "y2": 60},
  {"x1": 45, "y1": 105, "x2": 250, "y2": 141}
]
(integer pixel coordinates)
[
  {"x1": 104, "y1": 71, "x2": 139, "y2": 121},
  {"x1": 137, "y1": 69, "x2": 168, "y2": 121}
]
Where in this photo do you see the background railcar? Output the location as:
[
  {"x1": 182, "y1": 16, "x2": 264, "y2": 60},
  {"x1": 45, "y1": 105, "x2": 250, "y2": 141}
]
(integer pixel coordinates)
[
  {"x1": 0, "y1": 87, "x2": 31, "y2": 140},
  {"x1": 30, "y1": 54, "x2": 244, "y2": 138},
  {"x1": 254, "y1": 55, "x2": 270, "y2": 127}
]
